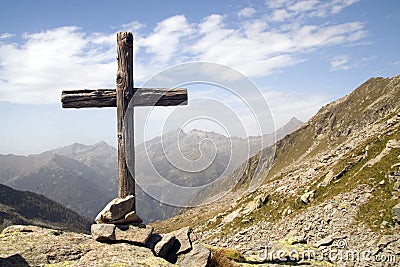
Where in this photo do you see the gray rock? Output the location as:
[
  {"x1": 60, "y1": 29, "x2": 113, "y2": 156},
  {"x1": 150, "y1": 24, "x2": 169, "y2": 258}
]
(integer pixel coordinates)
[
  {"x1": 321, "y1": 171, "x2": 334, "y2": 187},
  {"x1": 0, "y1": 224, "x2": 174, "y2": 266},
  {"x1": 109, "y1": 211, "x2": 143, "y2": 224},
  {"x1": 315, "y1": 235, "x2": 334, "y2": 247},
  {"x1": 146, "y1": 233, "x2": 162, "y2": 250},
  {"x1": 300, "y1": 190, "x2": 316, "y2": 204},
  {"x1": 78, "y1": 243, "x2": 173, "y2": 266},
  {"x1": 114, "y1": 224, "x2": 153, "y2": 245},
  {"x1": 393, "y1": 181, "x2": 400, "y2": 191},
  {"x1": 91, "y1": 224, "x2": 116, "y2": 241},
  {"x1": 392, "y1": 203, "x2": 400, "y2": 223},
  {"x1": 95, "y1": 195, "x2": 135, "y2": 223},
  {"x1": 243, "y1": 194, "x2": 269, "y2": 215},
  {"x1": 178, "y1": 242, "x2": 210, "y2": 267},
  {"x1": 169, "y1": 226, "x2": 192, "y2": 255},
  {"x1": 377, "y1": 235, "x2": 397, "y2": 249},
  {"x1": 315, "y1": 234, "x2": 347, "y2": 248},
  {"x1": 154, "y1": 233, "x2": 176, "y2": 258}
]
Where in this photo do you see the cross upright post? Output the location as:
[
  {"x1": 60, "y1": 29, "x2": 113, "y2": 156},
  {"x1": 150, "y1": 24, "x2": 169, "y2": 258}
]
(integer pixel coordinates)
[
  {"x1": 116, "y1": 32, "x2": 135, "y2": 199},
  {"x1": 61, "y1": 32, "x2": 187, "y2": 214}
]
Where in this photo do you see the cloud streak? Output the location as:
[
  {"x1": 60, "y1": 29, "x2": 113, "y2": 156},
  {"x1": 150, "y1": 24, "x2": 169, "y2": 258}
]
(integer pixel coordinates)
[{"x1": 331, "y1": 55, "x2": 351, "y2": 71}]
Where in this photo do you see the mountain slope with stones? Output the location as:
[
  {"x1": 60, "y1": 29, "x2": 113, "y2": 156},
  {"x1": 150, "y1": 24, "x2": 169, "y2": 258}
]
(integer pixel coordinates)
[{"x1": 151, "y1": 75, "x2": 400, "y2": 266}]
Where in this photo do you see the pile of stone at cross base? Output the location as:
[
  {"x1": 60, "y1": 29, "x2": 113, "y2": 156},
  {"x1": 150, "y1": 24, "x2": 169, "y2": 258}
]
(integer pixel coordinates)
[{"x1": 91, "y1": 195, "x2": 210, "y2": 265}]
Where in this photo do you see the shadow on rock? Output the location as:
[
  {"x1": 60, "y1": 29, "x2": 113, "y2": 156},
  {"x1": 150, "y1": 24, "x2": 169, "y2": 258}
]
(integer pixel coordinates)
[{"x1": 0, "y1": 254, "x2": 30, "y2": 267}]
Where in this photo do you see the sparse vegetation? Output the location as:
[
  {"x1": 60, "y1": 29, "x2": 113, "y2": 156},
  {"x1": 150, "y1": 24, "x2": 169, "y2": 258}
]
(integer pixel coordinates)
[
  {"x1": 206, "y1": 245, "x2": 245, "y2": 263},
  {"x1": 209, "y1": 250, "x2": 238, "y2": 267}
]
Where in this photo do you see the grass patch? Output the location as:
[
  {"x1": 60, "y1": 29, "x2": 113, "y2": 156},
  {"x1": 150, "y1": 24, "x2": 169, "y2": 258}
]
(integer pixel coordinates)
[{"x1": 206, "y1": 245, "x2": 246, "y2": 263}]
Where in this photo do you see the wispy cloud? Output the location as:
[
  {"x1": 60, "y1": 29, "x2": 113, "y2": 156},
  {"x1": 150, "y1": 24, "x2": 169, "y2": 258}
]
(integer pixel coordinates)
[
  {"x1": 0, "y1": 33, "x2": 14, "y2": 39},
  {"x1": 330, "y1": 55, "x2": 350, "y2": 71},
  {"x1": 265, "y1": 0, "x2": 360, "y2": 19}
]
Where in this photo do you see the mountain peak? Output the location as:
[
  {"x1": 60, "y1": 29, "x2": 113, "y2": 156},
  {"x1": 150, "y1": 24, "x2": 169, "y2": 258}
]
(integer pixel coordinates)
[
  {"x1": 288, "y1": 116, "x2": 302, "y2": 124},
  {"x1": 94, "y1": 141, "x2": 112, "y2": 148}
]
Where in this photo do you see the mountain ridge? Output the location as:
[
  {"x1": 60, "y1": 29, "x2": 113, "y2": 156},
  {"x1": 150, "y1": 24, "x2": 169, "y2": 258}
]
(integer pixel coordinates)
[
  {"x1": 0, "y1": 183, "x2": 91, "y2": 233},
  {"x1": 0, "y1": 117, "x2": 302, "y2": 223},
  {"x1": 149, "y1": 75, "x2": 400, "y2": 266}
]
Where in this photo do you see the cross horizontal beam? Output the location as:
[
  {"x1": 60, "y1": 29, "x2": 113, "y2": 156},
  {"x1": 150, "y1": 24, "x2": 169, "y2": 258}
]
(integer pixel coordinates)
[{"x1": 61, "y1": 88, "x2": 187, "y2": 108}]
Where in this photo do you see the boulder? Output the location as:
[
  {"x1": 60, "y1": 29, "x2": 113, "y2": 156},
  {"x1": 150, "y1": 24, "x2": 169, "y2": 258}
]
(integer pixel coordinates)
[
  {"x1": 178, "y1": 242, "x2": 210, "y2": 267},
  {"x1": 300, "y1": 190, "x2": 316, "y2": 204},
  {"x1": 243, "y1": 194, "x2": 269, "y2": 215},
  {"x1": 146, "y1": 233, "x2": 162, "y2": 250},
  {"x1": 109, "y1": 211, "x2": 143, "y2": 224},
  {"x1": 320, "y1": 171, "x2": 334, "y2": 187},
  {"x1": 170, "y1": 226, "x2": 192, "y2": 255},
  {"x1": 91, "y1": 224, "x2": 116, "y2": 241},
  {"x1": 154, "y1": 233, "x2": 176, "y2": 258},
  {"x1": 377, "y1": 235, "x2": 397, "y2": 249},
  {"x1": 315, "y1": 234, "x2": 347, "y2": 248},
  {"x1": 95, "y1": 195, "x2": 136, "y2": 224},
  {"x1": 392, "y1": 203, "x2": 400, "y2": 223},
  {"x1": 114, "y1": 225, "x2": 153, "y2": 245},
  {"x1": 222, "y1": 210, "x2": 240, "y2": 224}
]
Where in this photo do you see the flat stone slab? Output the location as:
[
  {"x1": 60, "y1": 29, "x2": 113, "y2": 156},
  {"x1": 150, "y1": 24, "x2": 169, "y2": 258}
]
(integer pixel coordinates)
[
  {"x1": 170, "y1": 226, "x2": 192, "y2": 255},
  {"x1": 78, "y1": 243, "x2": 174, "y2": 266},
  {"x1": 114, "y1": 224, "x2": 153, "y2": 245},
  {"x1": 91, "y1": 224, "x2": 116, "y2": 241},
  {"x1": 178, "y1": 242, "x2": 210, "y2": 267}
]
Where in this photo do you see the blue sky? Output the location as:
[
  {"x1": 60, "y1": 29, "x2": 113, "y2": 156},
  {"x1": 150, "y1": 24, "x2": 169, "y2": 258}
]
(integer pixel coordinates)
[{"x1": 0, "y1": 0, "x2": 399, "y2": 155}]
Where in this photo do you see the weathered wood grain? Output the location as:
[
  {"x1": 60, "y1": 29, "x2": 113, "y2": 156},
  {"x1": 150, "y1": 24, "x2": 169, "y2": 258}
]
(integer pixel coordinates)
[
  {"x1": 116, "y1": 32, "x2": 135, "y2": 200},
  {"x1": 61, "y1": 88, "x2": 187, "y2": 108}
]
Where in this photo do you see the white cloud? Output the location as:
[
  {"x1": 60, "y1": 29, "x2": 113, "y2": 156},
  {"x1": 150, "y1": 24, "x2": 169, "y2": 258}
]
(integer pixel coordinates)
[
  {"x1": 190, "y1": 17, "x2": 364, "y2": 77},
  {"x1": 238, "y1": 7, "x2": 257, "y2": 18},
  {"x1": 265, "y1": 0, "x2": 292, "y2": 9},
  {"x1": 271, "y1": 9, "x2": 292, "y2": 22},
  {"x1": 330, "y1": 55, "x2": 350, "y2": 71},
  {"x1": 0, "y1": 26, "x2": 116, "y2": 104},
  {"x1": 0, "y1": 0, "x2": 364, "y2": 104},
  {"x1": 139, "y1": 15, "x2": 193, "y2": 63},
  {"x1": 289, "y1": 0, "x2": 318, "y2": 13}
]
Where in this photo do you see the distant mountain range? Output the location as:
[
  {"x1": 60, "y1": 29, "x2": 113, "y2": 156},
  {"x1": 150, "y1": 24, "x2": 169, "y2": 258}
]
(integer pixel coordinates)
[
  {"x1": 1, "y1": 142, "x2": 115, "y2": 219},
  {"x1": 0, "y1": 117, "x2": 302, "y2": 223},
  {"x1": 0, "y1": 184, "x2": 91, "y2": 233}
]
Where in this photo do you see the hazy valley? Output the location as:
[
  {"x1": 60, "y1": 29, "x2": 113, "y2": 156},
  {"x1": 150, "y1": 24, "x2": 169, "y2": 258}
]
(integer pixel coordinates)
[{"x1": 0, "y1": 117, "x2": 302, "y2": 224}]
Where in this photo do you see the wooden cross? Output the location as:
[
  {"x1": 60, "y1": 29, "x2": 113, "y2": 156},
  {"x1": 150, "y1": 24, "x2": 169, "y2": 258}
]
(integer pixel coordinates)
[{"x1": 61, "y1": 32, "x2": 187, "y2": 212}]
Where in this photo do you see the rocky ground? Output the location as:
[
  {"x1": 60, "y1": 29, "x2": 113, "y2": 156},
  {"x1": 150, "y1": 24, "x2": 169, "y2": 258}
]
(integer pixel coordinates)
[
  {"x1": 0, "y1": 224, "x2": 211, "y2": 267},
  {"x1": 188, "y1": 104, "x2": 400, "y2": 266}
]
